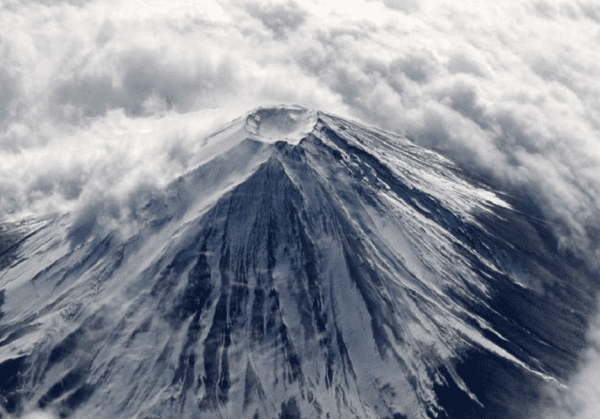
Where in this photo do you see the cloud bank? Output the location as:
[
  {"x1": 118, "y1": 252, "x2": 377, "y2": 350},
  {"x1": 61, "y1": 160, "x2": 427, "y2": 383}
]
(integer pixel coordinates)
[
  {"x1": 1, "y1": 0, "x2": 598, "y2": 262},
  {"x1": 0, "y1": 0, "x2": 599, "y2": 416}
]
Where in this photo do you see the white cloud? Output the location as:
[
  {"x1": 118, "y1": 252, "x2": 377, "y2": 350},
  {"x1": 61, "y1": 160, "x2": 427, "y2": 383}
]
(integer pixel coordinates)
[
  {"x1": 0, "y1": 0, "x2": 599, "y2": 415},
  {"x1": 543, "y1": 300, "x2": 600, "y2": 419}
]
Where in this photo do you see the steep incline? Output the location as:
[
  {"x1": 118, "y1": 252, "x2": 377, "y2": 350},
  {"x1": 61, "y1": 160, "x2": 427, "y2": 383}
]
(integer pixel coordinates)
[{"x1": 0, "y1": 106, "x2": 595, "y2": 419}]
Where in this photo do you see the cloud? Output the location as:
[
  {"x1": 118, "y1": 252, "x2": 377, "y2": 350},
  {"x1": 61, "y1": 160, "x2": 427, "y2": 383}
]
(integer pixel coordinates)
[
  {"x1": 50, "y1": 46, "x2": 238, "y2": 121},
  {"x1": 543, "y1": 301, "x2": 600, "y2": 419},
  {"x1": 0, "y1": 0, "x2": 596, "y2": 260},
  {"x1": 389, "y1": 48, "x2": 441, "y2": 84},
  {"x1": 379, "y1": 0, "x2": 420, "y2": 13},
  {"x1": 0, "y1": 0, "x2": 599, "y2": 414},
  {"x1": 0, "y1": 0, "x2": 596, "y2": 268},
  {"x1": 245, "y1": 1, "x2": 308, "y2": 39},
  {"x1": 0, "y1": 69, "x2": 18, "y2": 123}
]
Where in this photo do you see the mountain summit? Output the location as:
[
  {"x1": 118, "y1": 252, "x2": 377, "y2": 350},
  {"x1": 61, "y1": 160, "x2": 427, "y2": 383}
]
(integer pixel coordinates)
[{"x1": 0, "y1": 106, "x2": 595, "y2": 419}]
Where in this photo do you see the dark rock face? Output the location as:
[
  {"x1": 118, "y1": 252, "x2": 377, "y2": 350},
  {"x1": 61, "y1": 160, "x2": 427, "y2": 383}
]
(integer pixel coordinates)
[
  {"x1": 0, "y1": 106, "x2": 596, "y2": 419},
  {"x1": 0, "y1": 356, "x2": 28, "y2": 415}
]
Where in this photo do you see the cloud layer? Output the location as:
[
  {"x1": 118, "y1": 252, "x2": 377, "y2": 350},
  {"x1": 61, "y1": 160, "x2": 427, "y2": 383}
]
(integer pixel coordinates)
[
  {"x1": 1, "y1": 0, "x2": 599, "y2": 262},
  {"x1": 1, "y1": 0, "x2": 599, "y2": 416}
]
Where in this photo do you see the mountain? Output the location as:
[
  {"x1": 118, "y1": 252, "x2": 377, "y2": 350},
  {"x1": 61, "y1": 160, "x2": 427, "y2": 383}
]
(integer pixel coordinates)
[{"x1": 0, "y1": 105, "x2": 596, "y2": 419}]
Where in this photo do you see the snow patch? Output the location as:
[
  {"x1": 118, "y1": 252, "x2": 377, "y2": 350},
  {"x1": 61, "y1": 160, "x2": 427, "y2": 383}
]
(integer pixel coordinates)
[{"x1": 20, "y1": 411, "x2": 57, "y2": 419}]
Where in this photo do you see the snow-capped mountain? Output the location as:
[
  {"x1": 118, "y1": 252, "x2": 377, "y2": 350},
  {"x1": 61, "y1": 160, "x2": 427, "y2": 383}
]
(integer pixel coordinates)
[{"x1": 0, "y1": 106, "x2": 596, "y2": 419}]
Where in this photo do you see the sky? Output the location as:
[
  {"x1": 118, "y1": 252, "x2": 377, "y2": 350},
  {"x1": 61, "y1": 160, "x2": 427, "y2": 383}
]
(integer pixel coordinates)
[{"x1": 1, "y1": 0, "x2": 600, "y2": 417}]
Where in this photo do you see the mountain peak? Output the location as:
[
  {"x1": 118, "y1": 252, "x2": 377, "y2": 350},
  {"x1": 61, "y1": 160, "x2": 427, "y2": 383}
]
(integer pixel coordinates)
[{"x1": 244, "y1": 105, "x2": 318, "y2": 145}]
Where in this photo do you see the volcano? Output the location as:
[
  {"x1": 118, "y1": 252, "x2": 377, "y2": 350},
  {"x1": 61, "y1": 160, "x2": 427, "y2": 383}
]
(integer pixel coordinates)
[{"x1": 0, "y1": 106, "x2": 596, "y2": 419}]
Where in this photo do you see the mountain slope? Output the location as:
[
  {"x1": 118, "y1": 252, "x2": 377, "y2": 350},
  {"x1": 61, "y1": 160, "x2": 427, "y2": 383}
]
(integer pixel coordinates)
[{"x1": 0, "y1": 106, "x2": 596, "y2": 419}]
